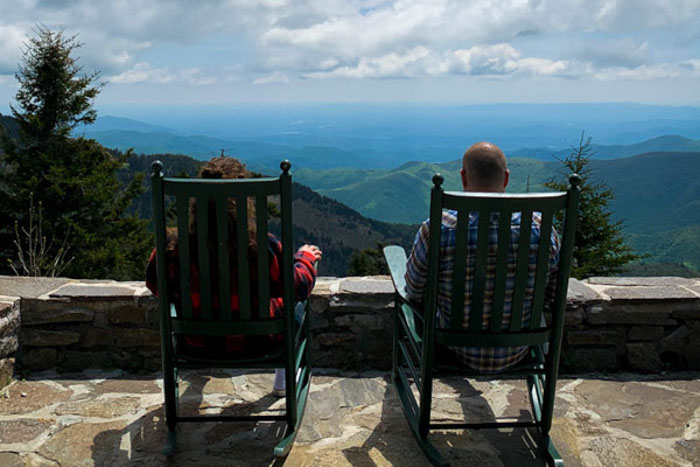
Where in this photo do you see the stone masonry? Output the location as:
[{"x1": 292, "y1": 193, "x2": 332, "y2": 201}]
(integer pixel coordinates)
[{"x1": 0, "y1": 275, "x2": 699, "y2": 380}]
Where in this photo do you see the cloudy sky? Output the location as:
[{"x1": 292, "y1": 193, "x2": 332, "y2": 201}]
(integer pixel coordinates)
[{"x1": 1, "y1": 0, "x2": 699, "y2": 112}]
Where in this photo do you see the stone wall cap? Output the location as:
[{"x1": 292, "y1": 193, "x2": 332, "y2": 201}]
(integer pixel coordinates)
[
  {"x1": 48, "y1": 284, "x2": 136, "y2": 300},
  {"x1": 602, "y1": 285, "x2": 698, "y2": 301},
  {"x1": 685, "y1": 284, "x2": 700, "y2": 298},
  {"x1": 339, "y1": 277, "x2": 394, "y2": 295},
  {"x1": 585, "y1": 277, "x2": 699, "y2": 287},
  {"x1": 0, "y1": 275, "x2": 72, "y2": 299},
  {"x1": 567, "y1": 279, "x2": 602, "y2": 301}
]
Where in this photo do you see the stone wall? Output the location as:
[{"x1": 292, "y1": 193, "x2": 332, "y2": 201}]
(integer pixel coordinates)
[
  {"x1": 0, "y1": 299, "x2": 20, "y2": 386},
  {"x1": 0, "y1": 275, "x2": 698, "y2": 378},
  {"x1": 563, "y1": 277, "x2": 700, "y2": 373}
]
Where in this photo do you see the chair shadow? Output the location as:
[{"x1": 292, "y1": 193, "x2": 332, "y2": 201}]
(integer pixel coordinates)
[
  {"x1": 91, "y1": 369, "x2": 289, "y2": 466},
  {"x1": 343, "y1": 374, "x2": 549, "y2": 466}
]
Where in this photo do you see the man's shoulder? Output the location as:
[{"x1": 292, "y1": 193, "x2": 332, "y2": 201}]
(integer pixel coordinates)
[{"x1": 419, "y1": 210, "x2": 459, "y2": 231}]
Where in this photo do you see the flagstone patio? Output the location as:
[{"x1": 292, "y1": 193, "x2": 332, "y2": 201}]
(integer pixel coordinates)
[{"x1": 0, "y1": 369, "x2": 697, "y2": 466}]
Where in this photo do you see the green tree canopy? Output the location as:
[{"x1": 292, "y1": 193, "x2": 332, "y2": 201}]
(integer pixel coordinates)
[
  {"x1": 0, "y1": 27, "x2": 150, "y2": 279},
  {"x1": 544, "y1": 132, "x2": 640, "y2": 278}
]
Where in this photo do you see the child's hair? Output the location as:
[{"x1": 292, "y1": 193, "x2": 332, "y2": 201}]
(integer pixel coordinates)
[{"x1": 189, "y1": 156, "x2": 258, "y2": 256}]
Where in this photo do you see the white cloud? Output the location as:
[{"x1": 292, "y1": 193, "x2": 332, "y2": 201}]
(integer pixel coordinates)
[
  {"x1": 109, "y1": 63, "x2": 174, "y2": 84},
  {"x1": 595, "y1": 59, "x2": 700, "y2": 81},
  {"x1": 252, "y1": 72, "x2": 290, "y2": 85},
  {"x1": 109, "y1": 63, "x2": 225, "y2": 86},
  {"x1": 573, "y1": 39, "x2": 650, "y2": 68},
  {"x1": 0, "y1": 24, "x2": 27, "y2": 73},
  {"x1": 0, "y1": 0, "x2": 699, "y2": 87},
  {"x1": 449, "y1": 44, "x2": 520, "y2": 75},
  {"x1": 305, "y1": 47, "x2": 432, "y2": 79}
]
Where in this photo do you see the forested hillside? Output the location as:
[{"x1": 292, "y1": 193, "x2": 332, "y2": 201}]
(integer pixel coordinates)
[
  {"x1": 120, "y1": 152, "x2": 416, "y2": 276},
  {"x1": 296, "y1": 152, "x2": 700, "y2": 274}
]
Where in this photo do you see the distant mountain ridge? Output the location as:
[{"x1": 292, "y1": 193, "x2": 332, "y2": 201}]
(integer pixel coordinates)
[
  {"x1": 295, "y1": 151, "x2": 700, "y2": 272},
  {"x1": 121, "y1": 153, "x2": 416, "y2": 276},
  {"x1": 83, "y1": 124, "x2": 700, "y2": 172},
  {"x1": 86, "y1": 129, "x2": 379, "y2": 171},
  {"x1": 77, "y1": 115, "x2": 176, "y2": 134},
  {"x1": 510, "y1": 135, "x2": 700, "y2": 161}
]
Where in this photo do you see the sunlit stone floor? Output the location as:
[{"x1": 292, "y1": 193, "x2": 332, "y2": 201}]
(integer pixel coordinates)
[{"x1": 0, "y1": 369, "x2": 698, "y2": 466}]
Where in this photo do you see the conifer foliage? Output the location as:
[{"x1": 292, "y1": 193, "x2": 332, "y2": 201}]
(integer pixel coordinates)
[
  {"x1": 544, "y1": 132, "x2": 640, "y2": 278},
  {"x1": 0, "y1": 27, "x2": 150, "y2": 279}
]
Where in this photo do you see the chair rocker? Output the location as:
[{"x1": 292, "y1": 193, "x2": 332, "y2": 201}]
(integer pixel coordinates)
[
  {"x1": 384, "y1": 173, "x2": 579, "y2": 466},
  {"x1": 150, "y1": 160, "x2": 311, "y2": 458}
]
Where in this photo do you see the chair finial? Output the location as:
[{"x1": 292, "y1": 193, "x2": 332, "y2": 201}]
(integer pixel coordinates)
[
  {"x1": 151, "y1": 160, "x2": 163, "y2": 176},
  {"x1": 569, "y1": 173, "x2": 581, "y2": 187},
  {"x1": 280, "y1": 160, "x2": 291, "y2": 173},
  {"x1": 432, "y1": 173, "x2": 444, "y2": 187}
]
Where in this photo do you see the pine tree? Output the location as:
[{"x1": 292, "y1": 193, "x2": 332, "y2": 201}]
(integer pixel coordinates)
[
  {"x1": 544, "y1": 131, "x2": 640, "y2": 278},
  {"x1": 347, "y1": 243, "x2": 388, "y2": 276},
  {"x1": 0, "y1": 27, "x2": 151, "y2": 279}
]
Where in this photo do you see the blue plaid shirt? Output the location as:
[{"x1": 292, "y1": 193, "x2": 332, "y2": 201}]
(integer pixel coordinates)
[{"x1": 405, "y1": 210, "x2": 560, "y2": 372}]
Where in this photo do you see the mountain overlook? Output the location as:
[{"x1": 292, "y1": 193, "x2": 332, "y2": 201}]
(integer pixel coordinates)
[
  {"x1": 122, "y1": 153, "x2": 416, "y2": 276},
  {"x1": 295, "y1": 152, "x2": 700, "y2": 272}
]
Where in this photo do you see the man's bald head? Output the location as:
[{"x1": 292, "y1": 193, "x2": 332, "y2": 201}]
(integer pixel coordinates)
[{"x1": 461, "y1": 142, "x2": 509, "y2": 192}]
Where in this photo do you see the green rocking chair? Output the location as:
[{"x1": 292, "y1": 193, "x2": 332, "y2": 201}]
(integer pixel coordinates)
[
  {"x1": 384, "y1": 174, "x2": 579, "y2": 466},
  {"x1": 150, "y1": 160, "x2": 311, "y2": 458}
]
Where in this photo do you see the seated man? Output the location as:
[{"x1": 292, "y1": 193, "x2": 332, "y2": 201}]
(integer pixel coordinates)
[{"x1": 404, "y1": 142, "x2": 560, "y2": 372}]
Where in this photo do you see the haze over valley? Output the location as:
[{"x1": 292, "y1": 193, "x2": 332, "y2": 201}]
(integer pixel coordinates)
[{"x1": 65, "y1": 103, "x2": 700, "y2": 275}]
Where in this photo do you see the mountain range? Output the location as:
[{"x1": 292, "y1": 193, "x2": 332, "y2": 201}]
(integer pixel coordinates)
[
  {"x1": 121, "y1": 154, "x2": 416, "y2": 277},
  {"x1": 294, "y1": 151, "x2": 700, "y2": 272},
  {"x1": 3, "y1": 110, "x2": 699, "y2": 275}
]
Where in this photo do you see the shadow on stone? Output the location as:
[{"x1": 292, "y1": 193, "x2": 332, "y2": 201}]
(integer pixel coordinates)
[
  {"x1": 341, "y1": 375, "x2": 550, "y2": 466},
  {"x1": 90, "y1": 370, "x2": 289, "y2": 466}
]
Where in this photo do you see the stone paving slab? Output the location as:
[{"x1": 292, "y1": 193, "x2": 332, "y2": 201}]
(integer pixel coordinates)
[{"x1": 0, "y1": 370, "x2": 697, "y2": 466}]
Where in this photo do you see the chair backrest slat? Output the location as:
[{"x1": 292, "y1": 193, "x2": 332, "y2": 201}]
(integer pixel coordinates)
[
  {"x1": 256, "y1": 195, "x2": 270, "y2": 320},
  {"x1": 529, "y1": 209, "x2": 555, "y2": 330},
  {"x1": 467, "y1": 211, "x2": 491, "y2": 332},
  {"x1": 195, "y1": 196, "x2": 212, "y2": 319},
  {"x1": 216, "y1": 197, "x2": 231, "y2": 320},
  {"x1": 432, "y1": 189, "x2": 573, "y2": 340},
  {"x1": 176, "y1": 196, "x2": 193, "y2": 319},
  {"x1": 449, "y1": 210, "x2": 469, "y2": 331},
  {"x1": 153, "y1": 170, "x2": 290, "y2": 328},
  {"x1": 509, "y1": 209, "x2": 533, "y2": 332},
  {"x1": 236, "y1": 197, "x2": 252, "y2": 320},
  {"x1": 489, "y1": 210, "x2": 512, "y2": 331}
]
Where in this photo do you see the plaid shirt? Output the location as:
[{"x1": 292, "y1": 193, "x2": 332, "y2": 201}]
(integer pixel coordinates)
[{"x1": 405, "y1": 210, "x2": 560, "y2": 372}]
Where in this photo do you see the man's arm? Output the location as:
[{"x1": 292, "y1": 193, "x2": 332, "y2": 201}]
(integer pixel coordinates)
[{"x1": 405, "y1": 222, "x2": 430, "y2": 303}]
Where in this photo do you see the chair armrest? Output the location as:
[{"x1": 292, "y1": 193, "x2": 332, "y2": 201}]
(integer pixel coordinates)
[
  {"x1": 383, "y1": 245, "x2": 410, "y2": 303},
  {"x1": 401, "y1": 303, "x2": 423, "y2": 345}
]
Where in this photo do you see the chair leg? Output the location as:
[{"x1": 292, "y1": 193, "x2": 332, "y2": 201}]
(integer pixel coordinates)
[
  {"x1": 162, "y1": 430, "x2": 177, "y2": 456},
  {"x1": 527, "y1": 374, "x2": 544, "y2": 424},
  {"x1": 273, "y1": 368, "x2": 311, "y2": 457},
  {"x1": 162, "y1": 365, "x2": 178, "y2": 456},
  {"x1": 543, "y1": 435, "x2": 564, "y2": 467},
  {"x1": 528, "y1": 375, "x2": 565, "y2": 466},
  {"x1": 392, "y1": 371, "x2": 449, "y2": 467}
]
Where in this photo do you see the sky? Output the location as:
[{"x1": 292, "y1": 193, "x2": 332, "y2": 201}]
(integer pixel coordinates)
[{"x1": 1, "y1": 0, "x2": 700, "y2": 114}]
